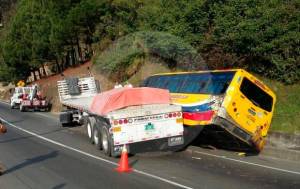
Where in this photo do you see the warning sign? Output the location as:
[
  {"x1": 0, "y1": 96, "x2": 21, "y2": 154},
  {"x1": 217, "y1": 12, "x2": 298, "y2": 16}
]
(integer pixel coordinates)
[{"x1": 17, "y1": 80, "x2": 25, "y2": 87}]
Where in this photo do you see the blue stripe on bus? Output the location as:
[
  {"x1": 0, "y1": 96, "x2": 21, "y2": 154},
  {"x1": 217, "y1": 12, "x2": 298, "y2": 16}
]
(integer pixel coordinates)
[{"x1": 182, "y1": 102, "x2": 214, "y2": 112}]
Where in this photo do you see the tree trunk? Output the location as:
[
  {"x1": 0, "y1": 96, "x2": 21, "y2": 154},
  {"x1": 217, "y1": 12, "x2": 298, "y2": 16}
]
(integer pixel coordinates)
[
  {"x1": 55, "y1": 58, "x2": 61, "y2": 73},
  {"x1": 37, "y1": 69, "x2": 41, "y2": 80},
  {"x1": 41, "y1": 63, "x2": 47, "y2": 76},
  {"x1": 33, "y1": 70, "x2": 37, "y2": 81},
  {"x1": 61, "y1": 57, "x2": 65, "y2": 70},
  {"x1": 77, "y1": 36, "x2": 83, "y2": 63},
  {"x1": 71, "y1": 47, "x2": 76, "y2": 66},
  {"x1": 65, "y1": 52, "x2": 70, "y2": 68},
  {"x1": 33, "y1": 71, "x2": 37, "y2": 81}
]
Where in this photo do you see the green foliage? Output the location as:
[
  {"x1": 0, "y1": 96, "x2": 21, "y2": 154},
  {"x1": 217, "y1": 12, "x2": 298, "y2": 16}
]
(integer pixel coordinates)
[
  {"x1": 0, "y1": 0, "x2": 104, "y2": 82},
  {"x1": 137, "y1": 0, "x2": 209, "y2": 46},
  {"x1": 262, "y1": 78, "x2": 300, "y2": 133},
  {"x1": 94, "y1": 31, "x2": 205, "y2": 80},
  {"x1": 94, "y1": 34, "x2": 145, "y2": 77},
  {"x1": 0, "y1": 0, "x2": 299, "y2": 84},
  {"x1": 212, "y1": 0, "x2": 300, "y2": 83}
]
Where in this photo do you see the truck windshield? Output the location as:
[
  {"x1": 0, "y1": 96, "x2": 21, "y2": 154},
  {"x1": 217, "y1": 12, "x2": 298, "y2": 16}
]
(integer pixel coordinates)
[
  {"x1": 24, "y1": 88, "x2": 31, "y2": 94},
  {"x1": 240, "y1": 78, "x2": 273, "y2": 112},
  {"x1": 143, "y1": 71, "x2": 235, "y2": 95}
]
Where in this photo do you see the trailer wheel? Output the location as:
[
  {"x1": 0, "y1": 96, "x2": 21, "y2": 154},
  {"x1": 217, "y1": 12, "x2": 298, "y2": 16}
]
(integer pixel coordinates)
[
  {"x1": 101, "y1": 127, "x2": 112, "y2": 156},
  {"x1": 93, "y1": 126, "x2": 102, "y2": 150},
  {"x1": 86, "y1": 121, "x2": 93, "y2": 143},
  {"x1": 85, "y1": 117, "x2": 96, "y2": 144}
]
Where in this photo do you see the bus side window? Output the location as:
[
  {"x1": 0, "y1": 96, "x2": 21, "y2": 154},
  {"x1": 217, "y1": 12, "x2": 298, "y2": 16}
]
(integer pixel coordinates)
[
  {"x1": 141, "y1": 78, "x2": 150, "y2": 87},
  {"x1": 158, "y1": 76, "x2": 169, "y2": 89},
  {"x1": 147, "y1": 77, "x2": 155, "y2": 87},
  {"x1": 220, "y1": 82, "x2": 229, "y2": 94},
  {"x1": 148, "y1": 76, "x2": 167, "y2": 89},
  {"x1": 146, "y1": 76, "x2": 160, "y2": 88},
  {"x1": 165, "y1": 75, "x2": 183, "y2": 93}
]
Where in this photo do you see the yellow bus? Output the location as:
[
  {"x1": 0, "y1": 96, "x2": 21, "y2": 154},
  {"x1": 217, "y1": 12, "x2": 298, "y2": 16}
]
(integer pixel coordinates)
[{"x1": 142, "y1": 69, "x2": 276, "y2": 152}]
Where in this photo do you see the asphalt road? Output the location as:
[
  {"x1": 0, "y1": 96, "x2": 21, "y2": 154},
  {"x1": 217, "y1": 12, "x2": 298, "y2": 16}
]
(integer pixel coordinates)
[{"x1": 0, "y1": 101, "x2": 299, "y2": 189}]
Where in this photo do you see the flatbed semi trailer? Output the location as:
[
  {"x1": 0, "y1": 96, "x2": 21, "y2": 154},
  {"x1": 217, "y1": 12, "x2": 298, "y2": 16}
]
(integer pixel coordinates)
[{"x1": 57, "y1": 77, "x2": 184, "y2": 156}]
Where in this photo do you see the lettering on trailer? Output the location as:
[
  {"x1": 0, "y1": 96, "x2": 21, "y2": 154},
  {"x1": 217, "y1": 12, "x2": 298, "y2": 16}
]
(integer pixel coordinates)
[{"x1": 133, "y1": 115, "x2": 163, "y2": 123}]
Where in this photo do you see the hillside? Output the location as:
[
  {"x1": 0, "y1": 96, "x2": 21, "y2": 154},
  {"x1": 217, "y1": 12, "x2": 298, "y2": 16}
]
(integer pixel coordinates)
[
  {"x1": 1, "y1": 0, "x2": 299, "y2": 85},
  {"x1": 1, "y1": 55, "x2": 299, "y2": 135},
  {"x1": 0, "y1": 0, "x2": 299, "y2": 134}
]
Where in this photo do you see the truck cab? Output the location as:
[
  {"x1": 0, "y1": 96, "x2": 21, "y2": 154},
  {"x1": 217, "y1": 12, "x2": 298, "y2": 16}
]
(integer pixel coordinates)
[{"x1": 10, "y1": 87, "x2": 32, "y2": 109}]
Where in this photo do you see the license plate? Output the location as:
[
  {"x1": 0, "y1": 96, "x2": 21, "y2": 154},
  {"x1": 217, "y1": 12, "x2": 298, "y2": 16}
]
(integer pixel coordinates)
[
  {"x1": 168, "y1": 136, "x2": 184, "y2": 146},
  {"x1": 33, "y1": 101, "x2": 40, "y2": 106},
  {"x1": 23, "y1": 101, "x2": 31, "y2": 105}
]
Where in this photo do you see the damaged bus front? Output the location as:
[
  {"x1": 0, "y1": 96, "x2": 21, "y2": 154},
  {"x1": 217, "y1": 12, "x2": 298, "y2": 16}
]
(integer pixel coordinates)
[{"x1": 142, "y1": 69, "x2": 276, "y2": 152}]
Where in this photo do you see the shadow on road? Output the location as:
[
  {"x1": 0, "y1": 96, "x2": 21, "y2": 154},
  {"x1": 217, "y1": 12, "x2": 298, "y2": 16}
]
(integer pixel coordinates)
[
  {"x1": 0, "y1": 128, "x2": 69, "y2": 144},
  {"x1": 3, "y1": 151, "x2": 58, "y2": 175},
  {"x1": 52, "y1": 183, "x2": 66, "y2": 189},
  {"x1": 129, "y1": 159, "x2": 139, "y2": 167},
  {"x1": 191, "y1": 126, "x2": 258, "y2": 154}
]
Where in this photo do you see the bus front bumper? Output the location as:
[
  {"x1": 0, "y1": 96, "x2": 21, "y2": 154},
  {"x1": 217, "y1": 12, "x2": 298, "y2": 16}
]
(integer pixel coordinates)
[{"x1": 213, "y1": 116, "x2": 265, "y2": 152}]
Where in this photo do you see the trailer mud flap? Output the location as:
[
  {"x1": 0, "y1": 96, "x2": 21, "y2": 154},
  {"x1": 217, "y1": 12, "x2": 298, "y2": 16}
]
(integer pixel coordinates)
[{"x1": 59, "y1": 111, "x2": 73, "y2": 124}]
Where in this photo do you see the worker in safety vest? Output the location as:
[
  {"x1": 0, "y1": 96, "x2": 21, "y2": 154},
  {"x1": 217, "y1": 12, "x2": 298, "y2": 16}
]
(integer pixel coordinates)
[{"x1": 0, "y1": 120, "x2": 7, "y2": 175}]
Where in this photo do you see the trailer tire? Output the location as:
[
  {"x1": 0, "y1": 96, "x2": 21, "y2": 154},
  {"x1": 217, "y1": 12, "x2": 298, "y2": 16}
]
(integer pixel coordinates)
[
  {"x1": 101, "y1": 127, "x2": 112, "y2": 156},
  {"x1": 86, "y1": 117, "x2": 96, "y2": 144},
  {"x1": 93, "y1": 126, "x2": 102, "y2": 150}
]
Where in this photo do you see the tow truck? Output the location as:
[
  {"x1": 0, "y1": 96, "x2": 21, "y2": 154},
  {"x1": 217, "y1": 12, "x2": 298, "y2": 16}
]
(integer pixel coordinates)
[{"x1": 10, "y1": 84, "x2": 50, "y2": 112}]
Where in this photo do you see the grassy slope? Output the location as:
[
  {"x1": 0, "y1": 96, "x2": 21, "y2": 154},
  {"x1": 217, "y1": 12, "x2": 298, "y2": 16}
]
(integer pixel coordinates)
[{"x1": 262, "y1": 78, "x2": 300, "y2": 134}]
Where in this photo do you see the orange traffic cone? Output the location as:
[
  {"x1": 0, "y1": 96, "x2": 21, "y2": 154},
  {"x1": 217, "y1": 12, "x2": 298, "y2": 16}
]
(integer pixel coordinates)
[{"x1": 116, "y1": 144, "x2": 132, "y2": 173}]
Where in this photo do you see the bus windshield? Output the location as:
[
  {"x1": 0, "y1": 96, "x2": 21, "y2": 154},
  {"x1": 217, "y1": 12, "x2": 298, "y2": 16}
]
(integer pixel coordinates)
[{"x1": 143, "y1": 71, "x2": 236, "y2": 95}]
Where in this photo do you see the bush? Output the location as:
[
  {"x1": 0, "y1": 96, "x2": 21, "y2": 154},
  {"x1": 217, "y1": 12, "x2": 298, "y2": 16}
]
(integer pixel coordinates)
[{"x1": 93, "y1": 31, "x2": 205, "y2": 80}]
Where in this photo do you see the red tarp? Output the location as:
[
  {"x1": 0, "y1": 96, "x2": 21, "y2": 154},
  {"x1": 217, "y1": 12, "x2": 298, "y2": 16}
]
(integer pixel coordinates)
[{"x1": 90, "y1": 87, "x2": 170, "y2": 115}]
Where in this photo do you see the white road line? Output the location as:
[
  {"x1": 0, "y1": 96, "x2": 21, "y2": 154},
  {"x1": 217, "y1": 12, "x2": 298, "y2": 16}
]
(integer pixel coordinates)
[
  {"x1": 0, "y1": 117, "x2": 193, "y2": 189},
  {"x1": 35, "y1": 112, "x2": 57, "y2": 120},
  {"x1": 0, "y1": 100, "x2": 9, "y2": 105},
  {"x1": 194, "y1": 151, "x2": 300, "y2": 175}
]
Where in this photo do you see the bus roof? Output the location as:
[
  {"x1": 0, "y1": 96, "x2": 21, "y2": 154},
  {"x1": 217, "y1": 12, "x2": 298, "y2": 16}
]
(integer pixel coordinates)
[
  {"x1": 150, "y1": 69, "x2": 241, "y2": 76},
  {"x1": 149, "y1": 69, "x2": 276, "y2": 99}
]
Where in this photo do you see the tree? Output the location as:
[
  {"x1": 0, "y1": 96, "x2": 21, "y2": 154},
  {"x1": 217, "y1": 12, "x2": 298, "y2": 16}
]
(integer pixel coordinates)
[{"x1": 212, "y1": 0, "x2": 300, "y2": 83}]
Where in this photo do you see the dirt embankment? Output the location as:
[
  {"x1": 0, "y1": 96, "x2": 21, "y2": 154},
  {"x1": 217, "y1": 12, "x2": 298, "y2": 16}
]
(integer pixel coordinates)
[
  {"x1": 0, "y1": 62, "x2": 113, "y2": 112},
  {"x1": 0, "y1": 57, "x2": 171, "y2": 112},
  {"x1": 0, "y1": 83, "x2": 14, "y2": 102},
  {"x1": 33, "y1": 61, "x2": 115, "y2": 112},
  {"x1": 36, "y1": 57, "x2": 171, "y2": 112}
]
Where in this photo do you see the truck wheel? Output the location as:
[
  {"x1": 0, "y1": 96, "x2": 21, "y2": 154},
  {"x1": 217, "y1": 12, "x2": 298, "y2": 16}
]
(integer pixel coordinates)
[
  {"x1": 93, "y1": 126, "x2": 102, "y2": 150},
  {"x1": 10, "y1": 102, "x2": 15, "y2": 109},
  {"x1": 101, "y1": 127, "x2": 112, "y2": 156}
]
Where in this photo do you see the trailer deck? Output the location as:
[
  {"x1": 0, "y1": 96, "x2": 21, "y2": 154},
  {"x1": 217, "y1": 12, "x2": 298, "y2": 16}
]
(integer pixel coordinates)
[{"x1": 61, "y1": 97, "x2": 93, "y2": 112}]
